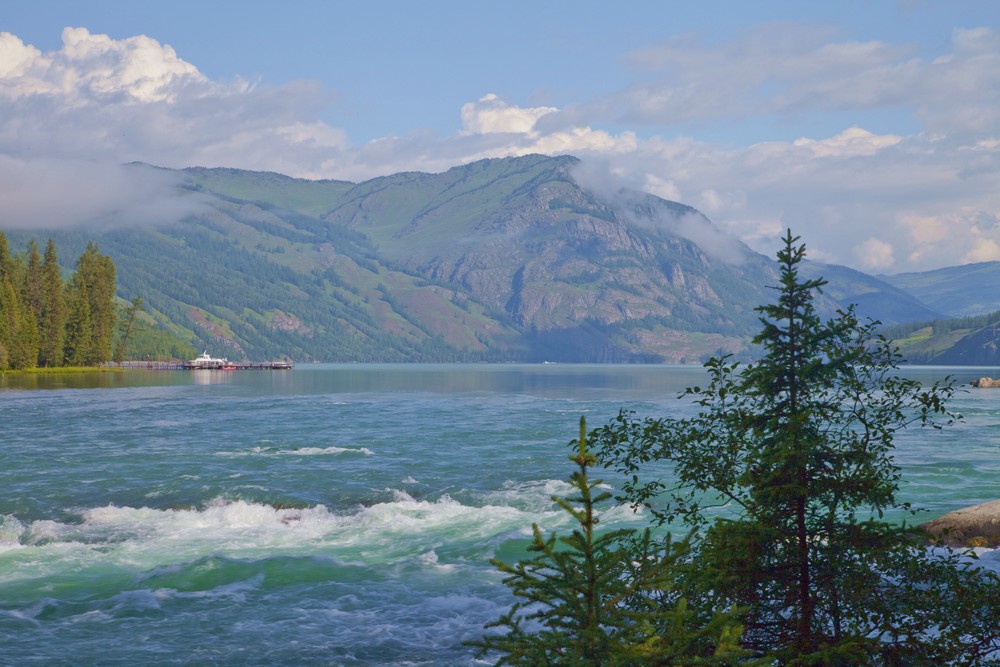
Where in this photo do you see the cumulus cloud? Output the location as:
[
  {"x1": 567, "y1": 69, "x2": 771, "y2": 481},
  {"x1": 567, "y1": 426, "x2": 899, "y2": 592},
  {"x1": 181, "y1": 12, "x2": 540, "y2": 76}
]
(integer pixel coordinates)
[
  {"x1": 854, "y1": 238, "x2": 895, "y2": 271},
  {"x1": 460, "y1": 93, "x2": 557, "y2": 134},
  {"x1": 0, "y1": 28, "x2": 347, "y2": 174}
]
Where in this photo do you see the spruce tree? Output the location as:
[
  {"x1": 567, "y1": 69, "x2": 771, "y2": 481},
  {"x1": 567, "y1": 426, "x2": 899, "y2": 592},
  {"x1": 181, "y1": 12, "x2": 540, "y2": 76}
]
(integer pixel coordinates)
[
  {"x1": 64, "y1": 278, "x2": 92, "y2": 366},
  {"x1": 474, "y1": 417, "x2": 746, "y2": 666},
  {"x1": 39, "y1": 239, "x2": 65, "y2": 367},
  {"x1": 66, "y1": 243, "x2": 116, "y2": 366},
  {"x1": 593, "y1": 230, "x2": 1000, "y2": 664},
  {"x1": 0, "y1": 231, "x2": 11, "y2": 284},
  {"x1": 22, "y1": 239, "x2": 43, "y2": 321}
]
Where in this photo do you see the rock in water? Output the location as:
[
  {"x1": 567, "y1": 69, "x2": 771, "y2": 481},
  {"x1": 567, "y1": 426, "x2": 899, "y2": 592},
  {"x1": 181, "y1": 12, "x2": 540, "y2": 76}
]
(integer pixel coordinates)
[{"x1": 920, "y1": 499, "x2": 1000, "y2": 547}]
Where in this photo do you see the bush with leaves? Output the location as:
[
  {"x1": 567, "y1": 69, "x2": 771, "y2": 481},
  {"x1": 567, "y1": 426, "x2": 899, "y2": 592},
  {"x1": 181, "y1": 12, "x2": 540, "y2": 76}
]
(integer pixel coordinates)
[
  {"x1": 473, "y1": 417, "x2": 747, "y2": 666},
  {"x1": 591, "y1": 230, "x2": 1000, "y2": 664}
]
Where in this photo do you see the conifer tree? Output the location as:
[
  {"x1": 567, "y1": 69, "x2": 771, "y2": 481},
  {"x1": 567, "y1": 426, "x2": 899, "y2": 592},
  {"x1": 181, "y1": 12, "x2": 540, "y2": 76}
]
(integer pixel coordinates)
[
  {"x1": 64, "y1": 278, "x2": 92, "y2": 366},
  {"x1": 39, "y1": 239, "x2": 65, "y2": 367},
  {"x1": 0, "y1": 276, "x2": 36, "y2": 370},
  {"x1": 475, "y1": 417, "x2": 746, "y2": 666},
  {"x1": 0, "y1": 231, "x2": 11, "y2": 285},
  {"x1": 593, "y1": 230, "x2": 1000, "y2": 664},
  {"x1": 22, "y1": 240, "x2": 43, "y2": 321},
  {"x1": 0, "y1": 232, "x2": 26, "y2": 370},
  {"x1": 65, "y1": 243, "x2": 116, "y2": 366}
]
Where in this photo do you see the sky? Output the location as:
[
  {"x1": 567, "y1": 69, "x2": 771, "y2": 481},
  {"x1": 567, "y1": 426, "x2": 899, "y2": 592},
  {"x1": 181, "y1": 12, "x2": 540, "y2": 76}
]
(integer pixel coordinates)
[{"x1": 1, "y1": 0, "x2": 998, "y2": 274}]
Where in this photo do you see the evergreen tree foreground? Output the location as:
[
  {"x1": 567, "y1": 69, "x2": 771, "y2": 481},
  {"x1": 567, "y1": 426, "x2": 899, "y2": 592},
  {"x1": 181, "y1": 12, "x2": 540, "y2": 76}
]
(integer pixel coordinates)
[
  {"x1": 473, "y1": 417, "x2": 748, "y2": 666},
  {"x1": 592, "y1": 230, "x2": 1000, "y2": 664},
  {"x1": 479, "y1": 231, "x2": 1000, "y2": 665}
]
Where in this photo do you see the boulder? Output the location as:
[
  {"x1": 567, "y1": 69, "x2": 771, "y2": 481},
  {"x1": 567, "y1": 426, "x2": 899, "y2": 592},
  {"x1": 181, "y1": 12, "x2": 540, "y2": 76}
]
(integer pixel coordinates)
[
  {"x1": 919, "y1": 499, "x2": 1000, "y2": 547},
  {"x1": 972, "y1": 377, "x2": 1000, "y2": 388}
]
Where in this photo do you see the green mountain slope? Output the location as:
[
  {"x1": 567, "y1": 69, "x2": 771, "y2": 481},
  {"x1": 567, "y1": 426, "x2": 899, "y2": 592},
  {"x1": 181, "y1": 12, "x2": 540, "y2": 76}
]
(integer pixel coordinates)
[
  {"x1": 880, "y1": 261, "x2": 1000, "y2": 318},
  {"x1": 4, "y1": 155, "x2": 942, "y2": 363},
  {"x1": 801, "y1": 261, "x2": 943, "y2": 324},
  {"x1": 882, "y1": 310, "x2": 1000, "y2": 365}
]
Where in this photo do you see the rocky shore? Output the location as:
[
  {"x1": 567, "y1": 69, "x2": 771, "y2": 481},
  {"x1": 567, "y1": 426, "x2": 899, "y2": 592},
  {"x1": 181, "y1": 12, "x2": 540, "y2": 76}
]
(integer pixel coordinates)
[{"x1": 920, "y1": 499, "x2": 1000, "y2": 547}]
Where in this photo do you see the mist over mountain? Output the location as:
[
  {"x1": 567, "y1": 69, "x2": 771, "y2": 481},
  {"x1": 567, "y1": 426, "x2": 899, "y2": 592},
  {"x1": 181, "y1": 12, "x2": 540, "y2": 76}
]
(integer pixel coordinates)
[{"x1": 4, "y1": 155, "x2": 946, "y2": 363}]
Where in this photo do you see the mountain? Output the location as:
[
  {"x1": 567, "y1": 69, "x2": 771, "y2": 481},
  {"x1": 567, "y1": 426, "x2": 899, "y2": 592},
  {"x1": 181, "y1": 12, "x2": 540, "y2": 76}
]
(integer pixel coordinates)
[
  {"x1": 882, "y1": 310, "x2": 1000, "y2": 365},
  {"x1": 4, "y1": 155, "x2": 938, "y2": 363},
  {"x1": 879, "y1": 262, "x2": 1000, "y2": 318},
  {"x1": 800, "y1": 261, "x2": 943, "y2": 324}
]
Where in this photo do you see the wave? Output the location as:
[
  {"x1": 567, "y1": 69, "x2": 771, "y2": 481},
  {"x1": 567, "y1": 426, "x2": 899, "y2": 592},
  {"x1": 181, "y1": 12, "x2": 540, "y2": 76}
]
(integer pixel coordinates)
[
  {"x1": 216, "y1": 445, "x2": 375, "y2": 457},
  {"x1": 0, "y1": 494, "x2": 547, "y2": 583}
]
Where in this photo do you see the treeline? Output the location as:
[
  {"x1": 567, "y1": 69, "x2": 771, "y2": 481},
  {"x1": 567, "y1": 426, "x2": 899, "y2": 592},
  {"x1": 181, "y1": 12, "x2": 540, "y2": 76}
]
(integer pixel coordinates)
[
  {"x1": 0, "y1": 233, "x2": 116, "y2": 370},
  {"x1": 881, "y1": 309, "x2": 1000, "y2": 340}
]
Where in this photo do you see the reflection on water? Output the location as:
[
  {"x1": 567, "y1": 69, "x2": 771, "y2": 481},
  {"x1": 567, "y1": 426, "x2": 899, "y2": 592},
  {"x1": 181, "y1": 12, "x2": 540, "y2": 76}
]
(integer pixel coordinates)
[
  {"x1": 0, "y1": 364, "x2": 712, "y2": 398},
  {"x1": 190, "y1": 369, "x2": 238, "y2": 385},
  {"x1": 3, "y1": 363, "x2": 997, "y2": 397},
  {"x1": 0, "y1": 370, "x2": 173, "y2": 391}
]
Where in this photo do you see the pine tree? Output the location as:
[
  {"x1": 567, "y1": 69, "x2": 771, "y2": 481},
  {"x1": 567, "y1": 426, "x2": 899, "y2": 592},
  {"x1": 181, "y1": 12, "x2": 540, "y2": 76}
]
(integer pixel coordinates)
[
  {"x1": 474, "y1": 417, "x2": 746, "y2": 666},
  {"x1": 0, "y1": 232, "x2": 27, "y2": 370},
  {"x1": 64, "y1": 278, "x2": 92, "y2": 366},
  {"x1": 0, "y1": 277, "x2": 36, "y2": 370},
  {"x1": 0, "y1": 231, "x2": 11, "y2": 285},
  {"x1": 39, "y1": 239, "x2": 65, "y2": 367},
  {"x1": 66, "y1": 243, "x2": 116, "y2": 366},
  {"x1": 22, "y1": 240, "x2": 43, "y2": 321},
  {"x1": 593, "y1": 230, "x2": 1000, "y2": 664}
]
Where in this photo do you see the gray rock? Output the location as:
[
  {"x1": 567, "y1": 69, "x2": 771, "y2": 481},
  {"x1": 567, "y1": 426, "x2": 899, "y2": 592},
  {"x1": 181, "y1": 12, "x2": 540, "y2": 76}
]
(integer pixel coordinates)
[{"x1": 920, "y1": 499, "x2": 1000, "y2": 547}]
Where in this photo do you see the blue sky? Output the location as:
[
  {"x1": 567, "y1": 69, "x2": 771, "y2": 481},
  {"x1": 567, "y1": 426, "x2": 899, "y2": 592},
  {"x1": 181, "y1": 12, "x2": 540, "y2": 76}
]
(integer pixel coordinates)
[{"x1": 2, "y1": 1, "x2": 999, "y2": 272}]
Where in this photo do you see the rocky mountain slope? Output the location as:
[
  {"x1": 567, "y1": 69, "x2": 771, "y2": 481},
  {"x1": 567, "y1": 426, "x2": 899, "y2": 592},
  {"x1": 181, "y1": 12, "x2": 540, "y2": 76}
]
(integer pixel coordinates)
[
  {"x1": 881, "y1": 262, "x2": 1000, "y2": 318},
  {"x1": 6, "y1": 155, "x2": 943, "y2": 363}
]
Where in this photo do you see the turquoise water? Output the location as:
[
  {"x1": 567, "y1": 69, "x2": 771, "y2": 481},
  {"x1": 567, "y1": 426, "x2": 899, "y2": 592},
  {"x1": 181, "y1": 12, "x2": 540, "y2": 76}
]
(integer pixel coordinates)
[{"x1": 1, "y1": 364, "x2": 998, "y2": 665}]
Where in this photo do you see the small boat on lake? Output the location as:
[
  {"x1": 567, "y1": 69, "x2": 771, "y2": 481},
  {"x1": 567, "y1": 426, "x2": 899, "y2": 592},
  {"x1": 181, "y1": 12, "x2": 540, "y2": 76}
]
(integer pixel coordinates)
[{"x1": 183, "y1": 351, "x2": 232, "y2": 370}]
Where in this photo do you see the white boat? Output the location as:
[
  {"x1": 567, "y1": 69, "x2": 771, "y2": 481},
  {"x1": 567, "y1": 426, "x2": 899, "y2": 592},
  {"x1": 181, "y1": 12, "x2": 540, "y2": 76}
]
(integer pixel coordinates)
[{"x1": 184, "y1": 351, "x2": 235, "y2": 370}]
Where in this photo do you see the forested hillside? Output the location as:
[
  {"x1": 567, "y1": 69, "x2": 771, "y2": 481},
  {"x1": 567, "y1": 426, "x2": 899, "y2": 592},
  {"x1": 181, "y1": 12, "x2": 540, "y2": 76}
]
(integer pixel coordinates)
[
  {"x1": 0, "y1": 234, "x2": 116, "y2": 370},
  {"x1": 882, "y1": 310, "x2": 1000, "y2": 365},
  {"x1": 2, "y1": 156, "x2": 946, "y2": 363}
]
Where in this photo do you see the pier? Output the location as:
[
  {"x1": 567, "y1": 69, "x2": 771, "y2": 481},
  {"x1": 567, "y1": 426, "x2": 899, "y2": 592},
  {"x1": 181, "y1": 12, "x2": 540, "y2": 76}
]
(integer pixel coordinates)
[{"x1": 116, "y1": 360, "x2": 293, "y2": 370}]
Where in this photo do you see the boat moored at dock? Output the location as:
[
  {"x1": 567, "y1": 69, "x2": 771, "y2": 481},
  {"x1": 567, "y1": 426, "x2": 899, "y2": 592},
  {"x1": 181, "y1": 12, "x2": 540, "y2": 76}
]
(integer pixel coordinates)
[
  {"x1": 182, "y1": 351, "x2": 232, "y2": 370},
  {"x1": 178, "y1": 352, "x2": 293, "y2": 371}
]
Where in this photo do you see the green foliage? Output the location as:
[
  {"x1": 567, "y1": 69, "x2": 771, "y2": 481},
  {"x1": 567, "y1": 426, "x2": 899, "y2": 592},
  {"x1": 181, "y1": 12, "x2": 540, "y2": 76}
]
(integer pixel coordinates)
[
  {"x1": 38, "y1": 239, "x2": 66, "y2": 367},
  {"x1": 592, "y1": 230, "x2": 1000, "y2": 664},
  {"x1": 66, "y1": 242, "x2": 117, "y2": 365},
  {"x1": 474, "y1": 417, "x2": 746, "y2": 666},
  {"x1": 0, "y1": 234, "x2": 181, "y2": 369}
]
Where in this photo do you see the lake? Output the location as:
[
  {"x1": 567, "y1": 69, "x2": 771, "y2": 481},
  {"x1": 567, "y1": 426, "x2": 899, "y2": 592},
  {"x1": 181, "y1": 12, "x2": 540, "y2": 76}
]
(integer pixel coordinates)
[{"x1": 1, "y1": 364, "x2": 998, "y2": 665}]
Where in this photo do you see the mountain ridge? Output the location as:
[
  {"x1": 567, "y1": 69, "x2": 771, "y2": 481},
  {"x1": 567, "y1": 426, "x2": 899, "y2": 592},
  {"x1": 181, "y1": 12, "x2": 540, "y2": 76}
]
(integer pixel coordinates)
[{"x1": 3, "y1": 155, "x2": 954, "y2": 363}]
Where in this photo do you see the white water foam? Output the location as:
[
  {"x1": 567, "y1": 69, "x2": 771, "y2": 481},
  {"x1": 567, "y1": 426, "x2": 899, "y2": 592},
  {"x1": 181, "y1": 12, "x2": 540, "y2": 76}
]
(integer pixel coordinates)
[
  {"x1": 0, "y1": 493, "x2": 549, "y2": 584},
  {"x1": 216, "y1": 445, "x2": 375, "y2": 457},
  {"x1": 278, "y1": 446, "x2": 375, "y2": 456}
]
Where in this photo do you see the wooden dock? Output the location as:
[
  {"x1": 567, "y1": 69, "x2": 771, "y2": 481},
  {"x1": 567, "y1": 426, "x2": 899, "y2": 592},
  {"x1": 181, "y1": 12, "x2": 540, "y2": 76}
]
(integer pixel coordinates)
[{"x1": 116, "y1": 360, "x2": 293, "y2": 370}]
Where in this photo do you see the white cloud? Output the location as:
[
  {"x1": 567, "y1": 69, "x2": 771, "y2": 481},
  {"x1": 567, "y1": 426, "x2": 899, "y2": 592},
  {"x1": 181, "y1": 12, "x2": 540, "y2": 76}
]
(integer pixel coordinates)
[
  {"x1": 460, "y1": 94, "x2": 556, "y2": 134},
  {"x1": 793, "y1": 127, "x2": 901, "y2": 157},
  {"x1": 854, "y1": 238, "x2": 895, "y2": 271},
  {"x1": 0, "y1": 24, "x2": 998, "y2": 274},
  {"x1": 0, "y1": 32, "x2": 40, "y2": 79},
  {"x1": 963, "y1": 238, "x2": 1000, "y2": 263}
]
